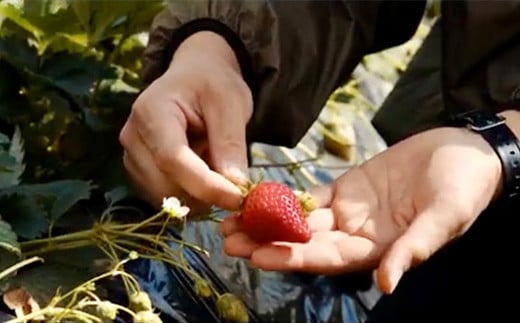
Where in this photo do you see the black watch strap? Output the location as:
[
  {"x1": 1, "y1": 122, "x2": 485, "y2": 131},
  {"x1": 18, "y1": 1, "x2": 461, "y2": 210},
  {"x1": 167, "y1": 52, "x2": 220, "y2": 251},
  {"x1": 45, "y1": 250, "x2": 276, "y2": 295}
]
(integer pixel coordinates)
[{"x1": 452, "y1": 110, "x2": 520, "y2": 198}]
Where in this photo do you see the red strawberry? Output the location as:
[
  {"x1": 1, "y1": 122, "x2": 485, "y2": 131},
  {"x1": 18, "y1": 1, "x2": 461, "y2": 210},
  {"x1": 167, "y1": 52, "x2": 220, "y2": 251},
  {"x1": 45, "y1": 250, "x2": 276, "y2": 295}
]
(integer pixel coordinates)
[{"x1": 240, "y1": 181, "x2": 312, "y2": 243}]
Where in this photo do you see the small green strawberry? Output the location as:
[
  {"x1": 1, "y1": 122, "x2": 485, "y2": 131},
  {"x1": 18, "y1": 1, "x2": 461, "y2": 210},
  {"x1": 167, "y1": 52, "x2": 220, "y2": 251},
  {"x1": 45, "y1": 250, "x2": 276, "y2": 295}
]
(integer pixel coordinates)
[
  {"x1": 216, "y1": 293, "x2": 249, "y2": 323},
  {"x1": 128, "y1": 291, "x2": 152, "y2": 312},
  {"x1": 240, "y1": 181, "x2": 312, "y2": 243},
  {"x1": 96, "y1": 301, "x2": 119, "y2": 320},
  {"x1": 133, "y1": 310, "x2": 162, "y2": 323}
]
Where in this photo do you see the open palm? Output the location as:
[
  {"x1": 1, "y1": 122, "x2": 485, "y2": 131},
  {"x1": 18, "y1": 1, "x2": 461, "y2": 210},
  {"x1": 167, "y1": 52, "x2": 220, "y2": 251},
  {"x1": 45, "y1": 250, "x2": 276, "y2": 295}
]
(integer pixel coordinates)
[{"x1": 221, "y1": 127, "x2": 501, "y2": 293}]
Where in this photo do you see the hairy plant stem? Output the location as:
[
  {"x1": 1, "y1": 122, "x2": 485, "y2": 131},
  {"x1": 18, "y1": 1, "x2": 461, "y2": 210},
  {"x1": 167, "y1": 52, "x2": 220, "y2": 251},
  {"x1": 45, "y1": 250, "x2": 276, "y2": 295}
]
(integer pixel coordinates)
[
  {"x1": 77, "y1": 300, "x2": 136, "y2": 318},
  {"x1": 5, "y1": 307, "x2": 102, "y2": 323}
]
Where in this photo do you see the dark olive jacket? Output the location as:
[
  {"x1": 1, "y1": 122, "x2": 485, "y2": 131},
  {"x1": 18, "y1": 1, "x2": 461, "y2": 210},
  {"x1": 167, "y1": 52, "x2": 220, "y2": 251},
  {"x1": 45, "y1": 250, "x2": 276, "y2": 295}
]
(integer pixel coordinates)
[{"x1": 141, "y1": 1, "x2": 520, "y2": 147}]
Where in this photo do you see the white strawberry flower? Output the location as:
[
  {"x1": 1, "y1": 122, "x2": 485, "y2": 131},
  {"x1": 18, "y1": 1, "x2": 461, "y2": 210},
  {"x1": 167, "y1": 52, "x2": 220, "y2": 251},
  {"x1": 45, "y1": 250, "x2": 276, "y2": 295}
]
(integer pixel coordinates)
[{"x1": 161, "y1": 197, "x2": 190, "y2": 219}]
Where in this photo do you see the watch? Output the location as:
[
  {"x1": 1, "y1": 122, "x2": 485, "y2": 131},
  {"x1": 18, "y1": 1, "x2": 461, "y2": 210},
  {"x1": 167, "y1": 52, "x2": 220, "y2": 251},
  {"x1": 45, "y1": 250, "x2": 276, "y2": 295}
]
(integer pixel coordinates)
[{"x1": 451, "y1": 109, "x2": 520, "y2": 199}]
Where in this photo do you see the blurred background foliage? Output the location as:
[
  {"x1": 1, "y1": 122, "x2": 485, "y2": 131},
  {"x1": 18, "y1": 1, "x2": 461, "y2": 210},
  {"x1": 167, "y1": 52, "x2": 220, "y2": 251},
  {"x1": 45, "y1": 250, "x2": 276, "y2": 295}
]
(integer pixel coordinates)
[{"x1": 0, "y1": 0, "x2": 165, "y2": 188}]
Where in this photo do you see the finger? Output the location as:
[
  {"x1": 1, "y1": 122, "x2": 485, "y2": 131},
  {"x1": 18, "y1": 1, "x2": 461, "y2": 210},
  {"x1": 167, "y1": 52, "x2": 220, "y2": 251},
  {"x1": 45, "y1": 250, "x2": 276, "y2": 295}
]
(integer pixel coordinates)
[
  {"x1": 305, "y1": 208, "x2": 336, "y2": 232},
  {"x1": 219, "y1": 213, "x2": 241, "y2": 237},
  {"x1": 131, "y1": 105, "x2": 243, "y2": 210},
  {"x1": 250, "y1": 231, "x2": 380, "y2": 274},
  {"x1": 203, "y1": 86, "x2": 251, "y2": 185},
  {"x1": 121, "y1": 123, "x2": 210, "y2": 215},
  {"x1": 222, "y1": 232, "x2": 260, "y2": 259},
  {"x1": 220, "y1": 207, "x2": 335, "y2": 238},
  {"x1": 121, "y1": 123, "x2": 185, "y2": 206},
  {"x1": 377, "y1": 206, "x2": 461, "y2": 294}
]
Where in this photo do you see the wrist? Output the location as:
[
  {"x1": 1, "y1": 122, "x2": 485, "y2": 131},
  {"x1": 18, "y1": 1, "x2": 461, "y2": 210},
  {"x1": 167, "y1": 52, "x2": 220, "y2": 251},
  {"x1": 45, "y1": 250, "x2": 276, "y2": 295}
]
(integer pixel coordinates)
[
  {"x1": 459, "y1": 128, "x2": 504, "y2": 200},
  {"x1": 170, "y1": 31, "x2": 241, "y2": 74},
  {"x1": 452, "y1": 109, "x2": 520, "y2": 200}
]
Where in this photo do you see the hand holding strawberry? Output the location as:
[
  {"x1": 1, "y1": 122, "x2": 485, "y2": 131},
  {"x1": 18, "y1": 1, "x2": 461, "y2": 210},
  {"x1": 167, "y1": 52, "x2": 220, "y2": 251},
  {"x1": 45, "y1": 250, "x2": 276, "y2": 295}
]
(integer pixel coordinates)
[{"x1": 221, "y1": 127, "x2": 502, "y2": 294}]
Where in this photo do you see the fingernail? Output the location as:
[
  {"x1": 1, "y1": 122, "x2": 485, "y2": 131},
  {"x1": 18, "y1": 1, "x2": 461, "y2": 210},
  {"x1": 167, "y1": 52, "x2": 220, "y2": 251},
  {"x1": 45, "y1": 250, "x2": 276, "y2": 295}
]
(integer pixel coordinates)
[
  {"x1": 224, "y1": 165, "x2": 248, "y2": 185},
  {"x1": 387, "y1": 269, "x2": 403, "y2": 294}
]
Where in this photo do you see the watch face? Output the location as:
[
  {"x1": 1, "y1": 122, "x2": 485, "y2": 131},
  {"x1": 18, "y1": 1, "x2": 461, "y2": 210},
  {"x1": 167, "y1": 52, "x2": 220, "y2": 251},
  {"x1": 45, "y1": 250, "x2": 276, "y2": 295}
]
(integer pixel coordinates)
[{"x1": 458, "y1": 110, "x2": 506, "y2": 131}]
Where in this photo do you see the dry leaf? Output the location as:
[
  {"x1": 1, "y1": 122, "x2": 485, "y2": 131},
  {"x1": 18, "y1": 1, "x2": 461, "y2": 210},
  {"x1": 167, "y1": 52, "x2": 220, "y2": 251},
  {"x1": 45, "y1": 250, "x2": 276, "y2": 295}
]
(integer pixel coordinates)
[{"x1": 3, "y1": 287, "x2": 43, "y2": 321}]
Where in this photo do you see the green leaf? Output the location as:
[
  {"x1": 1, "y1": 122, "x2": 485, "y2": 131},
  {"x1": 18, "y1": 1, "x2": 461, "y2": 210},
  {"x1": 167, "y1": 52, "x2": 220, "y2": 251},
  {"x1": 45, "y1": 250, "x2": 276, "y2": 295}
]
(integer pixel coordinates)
[
  {"x1": 0, "y1": 180, "x2": 94, "y2": 238},
  {"x1": 123, "y1": 1, "x2": 165, "y2": 36},
  {"x1": 2, "y1": 180, "x2": 95, "y2": 221},
  {"x1": 0, "y1": 127, "x2": 25, "y2": 189},
  {"x1": 104, "y1": 185, "x2": 129, "y2": 206},
  {"x1": 8, "y1": 127, "x2": 25, "y2": 172},
  {"x1": 0, "y1": 133, "x2": 9, "y2": 145},
  {"x1": 39, "y1": 51, "x2": 111, "y2": 97},
  {"x1": 0, "y1": 3, "x2": 43, "y2": 40},
  {"x1": 0, "y1": 216, "x2": 20, "y2": 256},
  {"x1": 0, "y1": 35, "x2": 39, "y2": 72},
  {"x1": 0, "y1": 194, "x2": 48, "y2": 239},
  {"x1": 42, "y1": 180, "x2": 94, "y2": 222}
]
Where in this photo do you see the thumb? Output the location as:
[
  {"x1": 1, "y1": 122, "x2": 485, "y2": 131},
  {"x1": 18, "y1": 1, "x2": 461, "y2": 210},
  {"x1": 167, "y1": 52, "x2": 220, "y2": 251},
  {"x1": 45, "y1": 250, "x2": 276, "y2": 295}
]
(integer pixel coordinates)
[
  {"x1": 204, "y1": 101, "x2": 251, "y2": 186},
  {"x1": 376, "y1": 205, "x2": 464, "y2": 294}
]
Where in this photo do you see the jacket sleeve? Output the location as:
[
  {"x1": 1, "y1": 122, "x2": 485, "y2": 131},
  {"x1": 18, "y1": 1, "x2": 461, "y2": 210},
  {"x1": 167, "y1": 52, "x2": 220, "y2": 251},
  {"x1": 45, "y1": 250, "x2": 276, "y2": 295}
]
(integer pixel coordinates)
[{"x1": 141, "y1": 0, "x2": 425, "y2": 147}]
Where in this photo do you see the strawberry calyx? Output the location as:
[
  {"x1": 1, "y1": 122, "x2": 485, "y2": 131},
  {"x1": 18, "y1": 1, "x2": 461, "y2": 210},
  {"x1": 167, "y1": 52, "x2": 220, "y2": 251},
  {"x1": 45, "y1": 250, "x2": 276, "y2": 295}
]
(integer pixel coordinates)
[{"x1": 293, "y1": 190, "x2": 317, "y2": 215}]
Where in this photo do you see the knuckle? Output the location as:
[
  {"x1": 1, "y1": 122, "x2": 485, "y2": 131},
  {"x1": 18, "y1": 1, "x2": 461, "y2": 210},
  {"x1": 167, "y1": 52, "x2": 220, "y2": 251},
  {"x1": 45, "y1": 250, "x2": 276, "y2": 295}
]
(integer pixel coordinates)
[{"x1": 118, "y1": 124, "x2": 131, "y2": 148}]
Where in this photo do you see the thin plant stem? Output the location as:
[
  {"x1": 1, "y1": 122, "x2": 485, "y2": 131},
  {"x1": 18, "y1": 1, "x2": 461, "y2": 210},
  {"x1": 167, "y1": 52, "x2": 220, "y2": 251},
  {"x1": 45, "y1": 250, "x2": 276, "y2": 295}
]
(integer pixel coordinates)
[{"x1": 0, "y1": 256, "x2": 43, "y2": 281}]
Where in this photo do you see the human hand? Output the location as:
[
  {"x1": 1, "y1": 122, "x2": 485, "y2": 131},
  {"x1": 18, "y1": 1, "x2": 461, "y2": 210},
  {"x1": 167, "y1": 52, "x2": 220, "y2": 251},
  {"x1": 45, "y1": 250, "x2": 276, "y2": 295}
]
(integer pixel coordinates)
[
  {"x1": 119, "y1": 31, "x2": 253, "y2": 212},
  {"x1": 221, "y1": 127, "x2": 502, "y2": 293}
]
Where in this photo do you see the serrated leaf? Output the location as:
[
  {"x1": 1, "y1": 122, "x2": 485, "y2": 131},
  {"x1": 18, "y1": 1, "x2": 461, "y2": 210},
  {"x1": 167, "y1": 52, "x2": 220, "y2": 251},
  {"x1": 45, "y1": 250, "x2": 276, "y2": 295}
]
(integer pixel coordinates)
[
  {"x1": 0, "y1": 133, "x2": 9, "y2": 145},
  {"x1": 8, "y1": 127, "x2": 24, "y2": 167},
  {"x1": 1, "y1": 180, "x2": 95, "y2": 224},
  {"x1": 0, "y1": 194, "x2": 48, "y2": 239},
  {"x1": 5, "y1": 127, "x2": 24, "y2": 186},
  {"x1": 43, "y1": 180, "x2": 94, "y2": 222},
  {"x1": 104, "y1": 185, "x2": 129, "y2": 206},
  {"x1": 0, "y1": 151, "x2": 18, "y2": 181},
  {"x1": 0, "y1": 216, "x2": 20, "y2": 256},
  {"x1": 0, "y1": 127, "x2": 25, "y2": 188}
]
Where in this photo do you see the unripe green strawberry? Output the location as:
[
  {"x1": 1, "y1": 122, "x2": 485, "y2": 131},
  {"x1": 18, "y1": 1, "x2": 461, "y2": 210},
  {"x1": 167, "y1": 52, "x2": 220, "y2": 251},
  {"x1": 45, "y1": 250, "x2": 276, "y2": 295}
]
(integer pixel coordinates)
[
  {"x1": 128, "y1": 291, "x2": 152, "y2": 312},
  {"x1": 240, "y1": 182, "x2": 311, "y2": 243},
  {"x1": 216, "y1": 293, "x2": 249, "y2": 323},
  {"x1": 133, "y1": 310, "x2": 162, "y2": 323},
  {"x1": 96, "y1": 301, "x2": 118, "y2": 320},
  {"x1": 194, "y1": 278, "x2": 212, "y2": 298}
]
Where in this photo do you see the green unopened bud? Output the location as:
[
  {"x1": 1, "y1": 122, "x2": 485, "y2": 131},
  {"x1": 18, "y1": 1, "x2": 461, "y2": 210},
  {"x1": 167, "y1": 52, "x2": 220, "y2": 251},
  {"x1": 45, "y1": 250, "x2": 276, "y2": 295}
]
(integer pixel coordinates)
[
  {"x1": 96, "y1": 301, "x2": 118, "y2": 320},
  {"x1": 194, "y1": 279, "x2": 212, "y2": 298},
  {"x1": 129, "y1": 291, "x2": 152, "y2": 312},
  {"x1": 133, "y1": 310, "x2": 162, "y2": 323},
  {"x1": 128, "y1": 251, "x2": 139, "y2": 260},
  {"x1": 216, "y1": 293, "x2": 249, "y2": 323}
]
